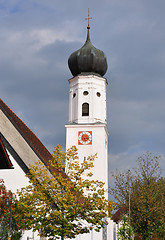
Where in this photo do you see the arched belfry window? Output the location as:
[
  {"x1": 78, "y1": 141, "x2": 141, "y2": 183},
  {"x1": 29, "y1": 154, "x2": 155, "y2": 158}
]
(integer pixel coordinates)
[{"x1": 82, "y1": 103, "x2": 89, "y2": 116}]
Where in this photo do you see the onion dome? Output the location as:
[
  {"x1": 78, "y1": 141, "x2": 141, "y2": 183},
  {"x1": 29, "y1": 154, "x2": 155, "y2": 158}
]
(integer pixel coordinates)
[{"x1": 68, "y1": 28, "x2": 108, "y2": 77}]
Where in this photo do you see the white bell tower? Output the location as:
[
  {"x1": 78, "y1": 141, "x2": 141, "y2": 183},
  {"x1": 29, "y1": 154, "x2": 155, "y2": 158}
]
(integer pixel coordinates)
[{"x1": 65, "y1": 22, "x2": 109, "y2": 198}]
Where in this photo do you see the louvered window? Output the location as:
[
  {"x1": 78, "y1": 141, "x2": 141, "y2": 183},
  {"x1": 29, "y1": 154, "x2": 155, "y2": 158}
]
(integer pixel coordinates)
[{"x1": 82, "y1": 103, "x2": 89, "y2": 116}]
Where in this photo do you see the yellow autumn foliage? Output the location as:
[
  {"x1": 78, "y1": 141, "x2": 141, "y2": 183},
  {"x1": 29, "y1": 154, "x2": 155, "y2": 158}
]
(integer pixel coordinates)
[{"x1": 17, "y1": 145, "x2": 114, "y2": 239}]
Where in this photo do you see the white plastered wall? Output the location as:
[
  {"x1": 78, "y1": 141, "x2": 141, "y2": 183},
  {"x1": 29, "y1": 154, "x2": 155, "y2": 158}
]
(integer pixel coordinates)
[
  {"x1": 69, "y1": 75, "x2": 107, "y2": 124},
  {"x1": 65, "y1": 124, "x2": 108, "y2": 198}
]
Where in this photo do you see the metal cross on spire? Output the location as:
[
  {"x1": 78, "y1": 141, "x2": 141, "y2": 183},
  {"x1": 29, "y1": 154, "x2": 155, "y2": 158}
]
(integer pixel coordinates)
[{"x1": 85, "y1": 8, "x2": 92, "y2": 29}]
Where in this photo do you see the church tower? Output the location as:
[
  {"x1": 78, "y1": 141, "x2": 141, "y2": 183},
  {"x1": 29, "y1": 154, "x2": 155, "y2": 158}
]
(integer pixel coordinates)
[{"x1": 65, "y1": 22, "x2": 108, "y2": 197}]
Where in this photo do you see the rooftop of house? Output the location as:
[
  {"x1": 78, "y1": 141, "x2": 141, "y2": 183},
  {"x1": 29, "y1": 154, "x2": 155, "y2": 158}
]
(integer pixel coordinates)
[
  {"x1": 0, "y1": 98, "x2": 66, "y2": 177},
  {"x1": 111, "y1": 206, "x2": 127, "y2": 223}
]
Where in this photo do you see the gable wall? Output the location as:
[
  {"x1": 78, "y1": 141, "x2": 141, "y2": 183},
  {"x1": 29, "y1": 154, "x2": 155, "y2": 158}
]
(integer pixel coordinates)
[{"x1": 0, "y1": 109, "x2": 41, "y2": 172}]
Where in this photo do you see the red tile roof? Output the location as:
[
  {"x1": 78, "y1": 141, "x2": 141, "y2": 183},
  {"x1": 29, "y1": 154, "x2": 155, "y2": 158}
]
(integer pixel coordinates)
[
  {"x1": 0, "y1": 136, "x2": 13, "y2": 169},
  {"x1": 111, "y1": 206, "x2": 127, "y2": 223},
  {"x1": 0, "y1": 98, "x2": 64, "y2": 175}
]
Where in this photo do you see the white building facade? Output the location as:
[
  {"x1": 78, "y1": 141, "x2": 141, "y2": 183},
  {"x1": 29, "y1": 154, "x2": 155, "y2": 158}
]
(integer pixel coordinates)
[{"x1": 66, "y1": 74, "x2": 108, "y2": 194}]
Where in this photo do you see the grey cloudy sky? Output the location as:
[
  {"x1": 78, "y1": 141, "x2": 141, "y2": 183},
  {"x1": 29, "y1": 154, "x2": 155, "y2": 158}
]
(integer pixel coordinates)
[{"x1": 0, "y1": 0, "x2": 165, "y2": 179}]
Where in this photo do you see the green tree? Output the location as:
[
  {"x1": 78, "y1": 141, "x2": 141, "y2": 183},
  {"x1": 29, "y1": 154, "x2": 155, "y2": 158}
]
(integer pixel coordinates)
[
  {"x1": 110, "y1": 152, "x2": 165, "y2": 240},
  {"x1": 0, "y1": 179, "x2": 24, "y2": 240},
  {"x1": 117, "y1": 215, "x2": 134, "y2": 240},
  {"x1": 17, "y1": 145, "x2": 114, "y2": 239}
]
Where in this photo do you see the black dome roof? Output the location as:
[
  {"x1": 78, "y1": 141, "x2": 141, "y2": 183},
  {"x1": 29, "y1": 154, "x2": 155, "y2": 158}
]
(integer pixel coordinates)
[{"x1": 68, "y1": 29, "x2": 108, "y2": 77}]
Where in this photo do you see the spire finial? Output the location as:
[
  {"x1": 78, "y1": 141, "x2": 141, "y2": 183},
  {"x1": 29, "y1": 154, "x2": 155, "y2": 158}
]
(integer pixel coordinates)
[{"x1": 85, "y1": 8, "x2": 92, "y2": 29}]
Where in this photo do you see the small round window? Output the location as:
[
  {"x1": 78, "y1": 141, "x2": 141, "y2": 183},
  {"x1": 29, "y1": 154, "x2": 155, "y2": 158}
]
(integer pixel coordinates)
[
  {"x1": 83, "y1": 91, "x2": 89, "y2": 96},
  {"x1": 96, "y1": 92, "x2": 101, "y2": 97},
  {"x1": 73, "y1": 93, "x2": 76, "y2": 98}
]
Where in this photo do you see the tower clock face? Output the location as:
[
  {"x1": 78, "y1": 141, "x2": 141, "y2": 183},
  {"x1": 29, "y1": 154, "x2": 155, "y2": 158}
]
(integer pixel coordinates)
[{"x1": 78, "y1": 131, "x2": 92, "y2": 145}]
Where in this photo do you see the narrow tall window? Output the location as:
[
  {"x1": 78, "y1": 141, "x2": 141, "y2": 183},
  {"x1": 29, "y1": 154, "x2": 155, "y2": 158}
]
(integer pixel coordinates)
[{"x1": 82, "y1": 103, "x2": 89, "y2": 116}]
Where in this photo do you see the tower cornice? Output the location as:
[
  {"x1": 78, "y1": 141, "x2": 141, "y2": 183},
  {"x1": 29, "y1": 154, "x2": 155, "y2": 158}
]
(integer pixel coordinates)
[
  {"x1": 68, "y1": 74, "x2": 108, "y2": 85},
  {"x1": 65, "y1": 123, "x2": 109, "y2": 136}
]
